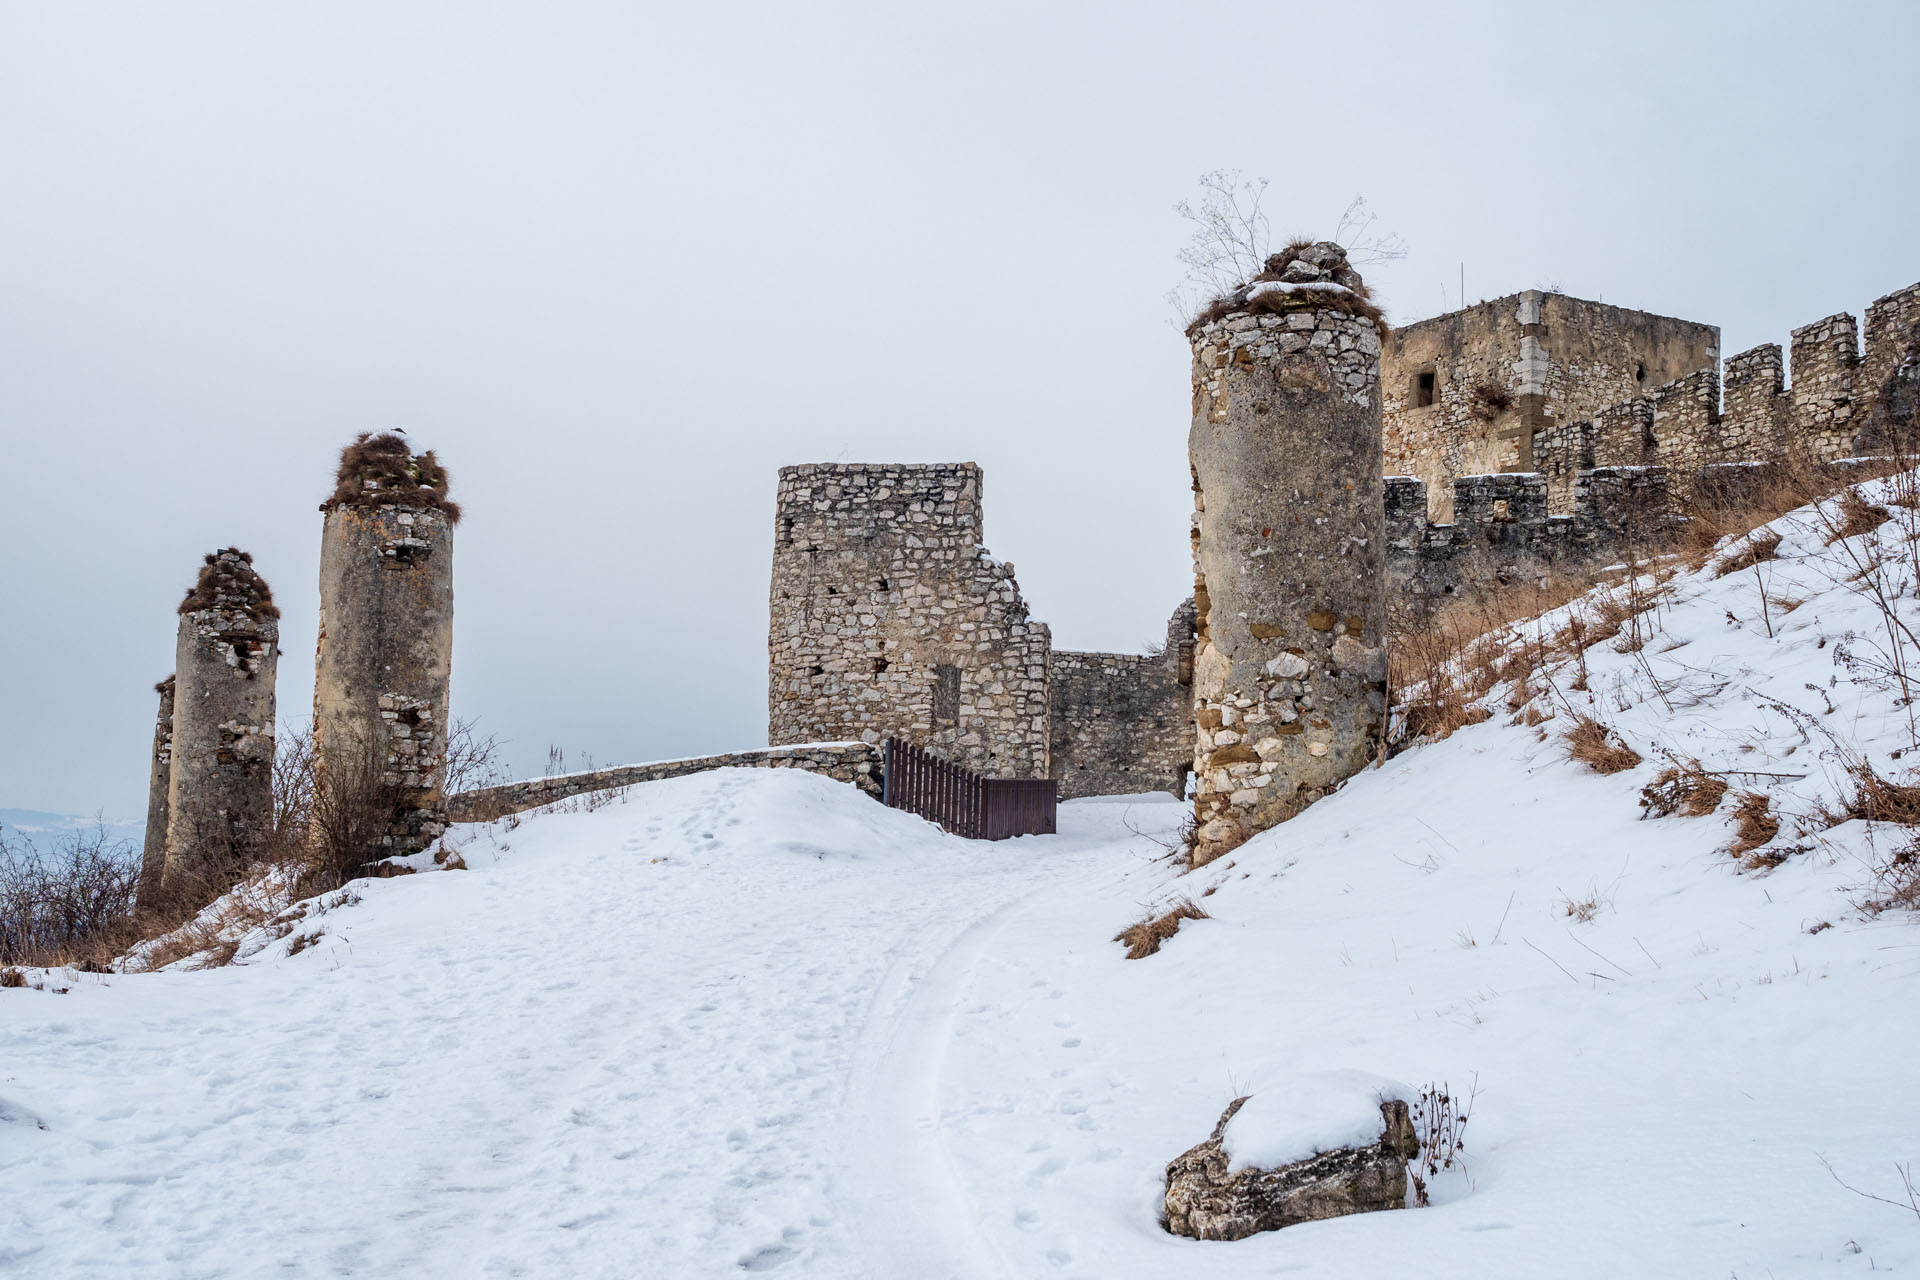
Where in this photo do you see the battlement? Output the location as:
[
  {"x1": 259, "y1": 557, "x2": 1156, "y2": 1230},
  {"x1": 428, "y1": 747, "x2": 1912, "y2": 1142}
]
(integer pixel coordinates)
[
  {"x1": 1531, "y1": 278, "x2": 1920, "y2": 505},
  {"x1": 1386, "y1": 467, "x2": 1671, "y2": 619}
]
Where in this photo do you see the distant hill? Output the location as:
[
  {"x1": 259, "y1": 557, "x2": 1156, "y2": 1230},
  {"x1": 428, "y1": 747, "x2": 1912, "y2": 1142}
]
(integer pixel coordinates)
[{"x1": 0, "y1": 808, "x2": 145, "y2": 856}]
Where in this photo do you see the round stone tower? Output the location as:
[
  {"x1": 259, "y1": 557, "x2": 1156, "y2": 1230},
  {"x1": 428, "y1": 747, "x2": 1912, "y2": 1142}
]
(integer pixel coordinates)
[
  {"x1": 312, "y1": 432, "x2": 457, "y2": 861},
  {"x1": 1186, "y1": 242, "x2": 1389, "y2": 866},
  {"x1": 137, "y1": 674, "x2": 175, "y2": 909},
  {"x1": 164, "y1": 550, "x2": 280, "y2": 894}
]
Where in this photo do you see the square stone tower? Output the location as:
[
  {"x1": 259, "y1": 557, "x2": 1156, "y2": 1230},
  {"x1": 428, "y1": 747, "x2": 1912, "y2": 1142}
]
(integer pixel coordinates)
[{"x1": 768, "y1": 463, "x2": 1050, "y2": 779}]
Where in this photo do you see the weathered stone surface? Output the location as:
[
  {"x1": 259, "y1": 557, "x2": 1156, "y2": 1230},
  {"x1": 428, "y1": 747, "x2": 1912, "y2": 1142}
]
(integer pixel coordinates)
[
  {"x1": 165, "y1": 550, "x2": 279, "y2": 894},
  {"x1": 768, "y1": 463, "x2": 1051, "y2": 780},
  {"x1": 138, "y1": 674, "x2": 175, "y2": 911},
  {"x1": 1164, "y1": 1097, "x2": 1419, "y2": 1242},
  {"x1": 1050, "y1": 599, "x2": 1195, "y2": 800},
  {"x1": 447, "y1": 743, "x2": 882, "y2": 822},
  {"x1": 313, "y1": 435, "x2": 456, "y2": 859},
  {"x1": 1188, "y1": 242, "x2": 1387, "y2": 865}
]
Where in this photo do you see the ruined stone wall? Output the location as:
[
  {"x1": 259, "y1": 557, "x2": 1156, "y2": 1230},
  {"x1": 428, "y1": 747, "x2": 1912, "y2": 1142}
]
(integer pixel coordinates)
[
  {"x1": 1384, "y1": 292, "x2": 1718, "y2": 519},
  {"x1": 1533, "y1": 279, "x2": 1920, "y2": 504},
  {"x1": 137, "y1": 675, "x2": 174, "y2": 908},
  {"x1": 1188, "y1": 242, "x2": 1388, "y2": 866},
  {"x1": 314, "y1": 483, "x2": 456, "y2": 858},
  {"x1": 1385, "y1": 468, "x2": 1671, "y2": 623},
  {"x1": 448, "y1": 742, "x2": 881, "y2": 822},
  {"x1": 165, "y1": 552, "x2": 279, "y2": 892},
  {"x1": 1049, "y1": 600, "x2": 1195, "y2": 800},
  {"x1": 768, "y1": 463, "x2": 1050, "y2": 779}
]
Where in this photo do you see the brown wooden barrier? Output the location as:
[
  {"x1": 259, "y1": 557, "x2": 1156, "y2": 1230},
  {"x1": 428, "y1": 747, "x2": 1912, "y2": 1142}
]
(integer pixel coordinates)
[{"x1": 881, "y1": 738, "x2": 1057, "y2": 840}]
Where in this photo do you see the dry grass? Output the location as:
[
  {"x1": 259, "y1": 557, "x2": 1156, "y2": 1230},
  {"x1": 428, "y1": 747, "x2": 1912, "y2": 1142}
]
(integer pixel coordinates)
[
  {"x1": 1826, "y1": 489, "x2": 1892, "y2": 544},
  {"x1": 1566, "y1": 716, "x2": 1642, "y2": 775},
  {"x1": 320, "y1": 431, "x2": 461, "y2": 522},
  {"x1": 1113, "y1": 898, "x2": 1210, "y2": 959},
  {"x1": 1712, "y1": 530, "x2": 1783, "y2": 579},
  {"x1": 1468, "y1": 381, "x2": 1514, "y2": 422},
  {"x1": 177, "y1": 548, "x2": 280, "y2": 619},
  {"x1": 1184, "y1": 242, "x2": 1388, "y2": 336},
  {"x1": 1641, "y1": 760, "x2": 1729, "y2": 818},
  {"x1": 1727, "y1": 792, "x2": 1781, "y2": 858},
  {"x1": 1, "y1": 967, "x2": 25, "y2": 988},
  {"x1": 1862, "y1": 839, "x2": 1920, "y2": 915}
]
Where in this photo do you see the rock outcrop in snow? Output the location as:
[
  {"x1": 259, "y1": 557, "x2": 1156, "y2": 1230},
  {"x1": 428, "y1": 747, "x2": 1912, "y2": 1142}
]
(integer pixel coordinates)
[{"x1": 1164, "y1": 1094, "x2": 1420, "y2": 1240}]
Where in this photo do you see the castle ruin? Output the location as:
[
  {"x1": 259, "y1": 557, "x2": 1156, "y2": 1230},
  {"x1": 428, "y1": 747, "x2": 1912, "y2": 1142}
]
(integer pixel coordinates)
[
  {"x1": 1185, "y1": 242, "x2": 1389, "y2": 864},
  {"x1": 163, "y1": 550, "x2": 280, "y2": 893},
  {"x1": 313, "y1": 433, "x2": 457, "y2": 859},
  {"x1": 137, "y1": 675, "x2": 174, "y2": 910}
]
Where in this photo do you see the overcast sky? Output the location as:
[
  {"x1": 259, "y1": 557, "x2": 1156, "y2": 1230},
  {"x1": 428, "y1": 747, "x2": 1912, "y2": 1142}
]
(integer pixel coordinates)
[{"x1": 3, "y1": 1, "x2": 1917, "y2": 820}]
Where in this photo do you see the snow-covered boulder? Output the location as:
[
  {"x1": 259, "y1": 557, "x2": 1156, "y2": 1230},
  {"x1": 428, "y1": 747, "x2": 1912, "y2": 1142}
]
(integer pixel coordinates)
[{"x1": 1163, "y1": 1087, "x2": 1419, "y2": 1241}]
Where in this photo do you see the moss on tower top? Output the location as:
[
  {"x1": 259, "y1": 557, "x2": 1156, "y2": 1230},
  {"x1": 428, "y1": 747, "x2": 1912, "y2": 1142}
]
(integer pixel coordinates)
[
  {"x1": 178, "y1": 549, "x2": 280, "y2": 620},
  {"x1": 320, "y1": 432, "x2": 462, "y2": 522},
  {"x1": 1185, "y1": 240, "x2": 1388, "y2": 338}
]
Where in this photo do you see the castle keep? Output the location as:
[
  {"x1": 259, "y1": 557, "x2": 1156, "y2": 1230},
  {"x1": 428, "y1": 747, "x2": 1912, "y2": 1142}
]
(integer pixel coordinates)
[{"x1": 1382, "y1": 292, "x2": 1718, "y2": 518}]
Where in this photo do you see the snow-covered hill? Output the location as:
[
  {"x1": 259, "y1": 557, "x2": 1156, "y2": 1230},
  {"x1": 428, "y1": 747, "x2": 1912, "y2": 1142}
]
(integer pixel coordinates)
[{"x1": 4, "y1": 477, "x2": 1919, "y2": 1278}]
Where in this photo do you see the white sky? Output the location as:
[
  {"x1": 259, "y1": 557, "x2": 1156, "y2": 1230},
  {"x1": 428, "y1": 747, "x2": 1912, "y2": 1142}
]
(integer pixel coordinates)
[{"x1": 4, "y1": 0, "x2": 1917, "y2": 818}]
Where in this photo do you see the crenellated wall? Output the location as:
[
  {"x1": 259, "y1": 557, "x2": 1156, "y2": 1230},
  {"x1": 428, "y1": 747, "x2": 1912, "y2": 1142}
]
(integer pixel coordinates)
[
  {"x1": 1383, "y1": 292, "x2": 1719, "y2": 520},
  {"x1": 1533, "y1": 280, "x2": 1920, "y2": 505},
  {"x1": 1385, "y1": 467, "x2": 1671, "y2": 620}
]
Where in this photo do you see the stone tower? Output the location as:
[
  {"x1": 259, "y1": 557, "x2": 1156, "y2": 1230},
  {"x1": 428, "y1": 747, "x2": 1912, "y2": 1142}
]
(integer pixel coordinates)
[
  {"x1": 313, "y1": 432, "x2": 457, "y2": 860},
  {"x1": 163, "y1": 551, "x2": 280, "y2": 893},
  {"x1": 137, "y1": 674, "x2": 175, "y2": 909},
  {"x1": 1186, "y1": 242, "x2": 1389, "y2": 866},
  {"x1": 768, "y1": 463, "x2": 1051, "y2": 779}
]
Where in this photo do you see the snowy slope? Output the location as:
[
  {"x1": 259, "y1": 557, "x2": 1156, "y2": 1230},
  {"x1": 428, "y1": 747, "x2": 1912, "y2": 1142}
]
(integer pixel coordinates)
[{"x1": 4, "y1": 479, "x2": 1920, "y2": 1278}]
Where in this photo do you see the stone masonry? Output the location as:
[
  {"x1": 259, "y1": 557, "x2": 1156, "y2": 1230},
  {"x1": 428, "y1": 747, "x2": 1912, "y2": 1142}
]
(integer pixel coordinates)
[
  {"x1": 1531, "y1": 280, "x2": 1920, "y2": 506},
  {"x1": 448, "y1": 743, "x2": 882, "y2": 823},
  {"x1": 164, "y1": 550, "x2": 280, "y2": 894},
  {"x1": 1384, "y1": 292, "x2": 1718, "y2": 518},
  {"x1": 768, "y1": 463, "x2": 1050, "y2": 779},
  {"x1": 1049, "y1": 599, "x2": 1195, "y2": 800},
  {"x1": 1187, "y1": 242, "x2": 1389, "y2": 866},
  {"x1": 137, "y1": 674, "x2": 174, "y2": 909},
  {"x1": 313, "y1": 433, "x2": 457, "y2": 859}
]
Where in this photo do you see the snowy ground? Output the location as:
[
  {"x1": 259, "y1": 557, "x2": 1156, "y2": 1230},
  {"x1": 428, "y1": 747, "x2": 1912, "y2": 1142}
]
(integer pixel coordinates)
[{"x1": 5, "y1": 482, "x2": 1920, "y2": 1277}]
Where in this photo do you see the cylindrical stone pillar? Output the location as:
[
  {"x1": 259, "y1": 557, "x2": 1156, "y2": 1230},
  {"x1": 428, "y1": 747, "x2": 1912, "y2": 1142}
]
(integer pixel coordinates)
[
  {"x1": 1187, "y1": 241, "x2": 1388, "y2": 866},
  {"x1": 137, "y1": 674, "x2": 175, "y2": 909},
  {"x1": 313, "y1": 432, "x2": 457, "y2": 862},
  {"x1": 164, "y1": 551, "x2": 280, "y2": 893}
]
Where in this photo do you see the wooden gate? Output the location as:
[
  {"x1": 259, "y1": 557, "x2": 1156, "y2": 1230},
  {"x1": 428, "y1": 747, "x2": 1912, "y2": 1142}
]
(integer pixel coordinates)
[{"x1": 881, "y1": 738, "x2": 1057, "y2": 840}]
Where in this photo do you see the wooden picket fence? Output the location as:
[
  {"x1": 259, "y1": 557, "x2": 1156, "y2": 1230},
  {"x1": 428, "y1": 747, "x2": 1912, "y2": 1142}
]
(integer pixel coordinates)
[{"x1": 881, "y1": 738, "x2": 1057, "y2": 840}]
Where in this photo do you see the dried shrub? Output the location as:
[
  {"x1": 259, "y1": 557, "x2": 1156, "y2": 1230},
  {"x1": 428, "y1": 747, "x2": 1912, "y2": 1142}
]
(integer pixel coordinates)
[
  {"x1": 1, "y1": 967, "x2": 25, "y2": 988},
  {"x1": 0, "y1": 825, "x2": 141, "y2": 968},
  {"x1": 1712, "y1": 530, "x2": 1783, "y2": 579},
  {"x1": 177, "y1": 548, "x2": 280, "y2": 620},
  {"x1": 1113, "y1": 897, "x2": 1209, "y2": 959},
  {"x1": 1185, "y1": 241, "x2": 1387, "y2": 337},
  {"x1": 320, "y1": 432, "x2": 461, "y2": 523},
  {"x1": 1727, "y1": 792, "x2": 1781, "y2": 857},
  {"x1": 1826, "y1": 489, "x2": 1892, "y2": 545},
  {"x1": 1862, "y1": 838, "x2": 1920, "y2": 915},
  {"x1": 1566, "y1": 717, "x2": 1642, "y2": 775},
  {"x1": 1467, "y1": 381, "x2": 1513, "y2": 422},
  {"x1": 1408, "y1": 1080, "x2": 1475, "y2": 1208},
  {"x1": 1842, "y1": 762, "x2": 1920, "y2": 825},
  {"x1": 1641, "y1": 761, "x2": 1729, "y2": 818}
]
